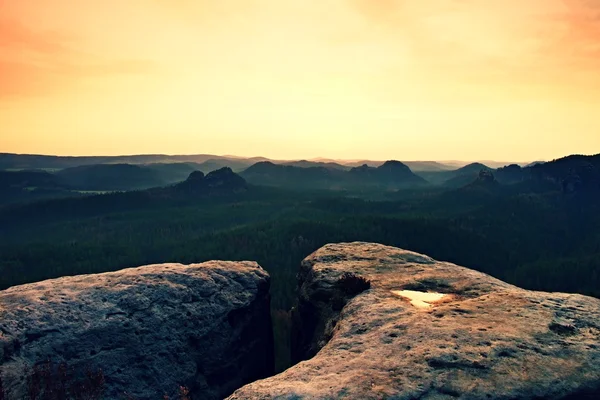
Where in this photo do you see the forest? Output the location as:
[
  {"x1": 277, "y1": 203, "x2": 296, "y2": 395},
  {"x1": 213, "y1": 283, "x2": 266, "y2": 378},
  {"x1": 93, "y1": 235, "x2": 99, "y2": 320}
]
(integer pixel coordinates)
[{"x1": 1, "y1": 153, "x2": 599, "y2": 370}]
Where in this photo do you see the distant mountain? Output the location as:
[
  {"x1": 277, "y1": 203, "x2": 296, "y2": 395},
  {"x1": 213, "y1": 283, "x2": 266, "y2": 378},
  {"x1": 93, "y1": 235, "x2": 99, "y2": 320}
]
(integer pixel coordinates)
[
  {"x1": 403, "y1": 161, "x2": 456, "y2": 172},
  {"x1": 348, "y1": 164, "x2": 376, "y2": 177},
  {"x1": 0, "y1": 153, "x2": 261, "y2": 171},
  {"x1": 341, "y1": 160, "x2": 455, "y2": 172},
  {"x1": 174, "y1": 168, "x2": 247, "y2": 195},
  {"x1": 0, "y1": 152, "x2": 532, "y2": 174},
  {"x1": 144, "y1": 163, "x2": 203, "y2": 183},
  {"x1": 439, "y1": 175, "x2": 476, "y2": 188},
  {"x1": 0, "y1": 153, "x2": 233, "y2": 170},
  {"x1": 56, "y1": 164, "x2": 166, "y2": 191},
  {"x1": 345, "y1": 160, "x2": 454, "y2": 172},
  {"x1": 349, "y1": 161, "x2": 427, "y2": 187},
  {"x1": 455, "y1": 162, "x2": 493, "y2": 175},
  {"x1": 0, "y1": 170, "x2": 79, "y2": 205},
  {"x1": 440, "y1": 160, "x2": 528, "y2": 169},
  {"x1": 484, "y1": 154, "x2": 599, "y2": 195},
  {"x1": 241, "y1": 160, "x2": 426, "y2": 191},
  {"x1": 343, "y1": 160, "x2": 386, "y2": 168},
  {"x1": 223, "y1": 155, "x2": 272, "y2": 163},
  {"x1": 54, "y1": 162, "x2": 236, "y2": 191},
  {"x1": 451, "y1": 154, "x2": 600, "y2": 197},
  {"x1": 282, "y1": 160, "x2": 349, "y2": 170},
  {"x1": 495, "y1": 164, "x2": 527, "y2": 184},
  {"x1": 241, "y1": 162, "x2": 341, "y2": 190},
  {"x1": 464, "y1": 170, "x2": 500, "y2": 189},
  {"x1": 417, "y1": 162, "x2": 494, "y2": 187},
  {"x1": 529, "y1": 154, "x2": 600, "y2": 194},
  {"x1": 195, "y1": 159, "x2": 254, "y2": 173},
  {"x1": 415, "y1": 155, "x2": 600, "y2": 192},
  {"x1": 0, "y1": 170, "x2": 63, "y2": 189},
  {"x1": 0, "y1": 168, "x2": 250, "y2": 228},
  {"x1": 525, "y1": 161, "x2": 545, "y2": 168},
  {"x1": 4, "y1": 152, "x2": 596, "y2": 194}
]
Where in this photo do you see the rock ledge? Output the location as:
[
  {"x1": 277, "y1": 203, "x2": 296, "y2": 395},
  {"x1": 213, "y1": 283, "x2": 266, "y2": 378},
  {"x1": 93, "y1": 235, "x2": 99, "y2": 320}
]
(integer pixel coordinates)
[
  {"x1": 0, "y1": 261, "x2": 273, "y2": 400},
  {"x1": 229, "y1": 242, "x2": 600, "y2": 400}
]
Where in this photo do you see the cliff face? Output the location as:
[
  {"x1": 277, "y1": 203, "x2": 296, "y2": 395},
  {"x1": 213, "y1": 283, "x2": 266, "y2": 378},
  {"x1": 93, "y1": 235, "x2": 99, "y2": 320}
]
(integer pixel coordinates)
[
  {"x1": 0, "y1": 261, "x2": 273, "y2": 400},
  {"x1": 229, "y1": 242, "x2": 600, "y2": 400}
]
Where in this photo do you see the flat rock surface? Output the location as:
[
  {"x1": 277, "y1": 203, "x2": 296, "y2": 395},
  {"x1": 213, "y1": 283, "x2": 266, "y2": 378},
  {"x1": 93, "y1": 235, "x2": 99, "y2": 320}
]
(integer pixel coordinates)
[
  {"x1": 229, "y1": 242, "x2": 600, "y2": 400},
  {"x1": 0, "y1": 261, "x2": 273, "y2": 400}
]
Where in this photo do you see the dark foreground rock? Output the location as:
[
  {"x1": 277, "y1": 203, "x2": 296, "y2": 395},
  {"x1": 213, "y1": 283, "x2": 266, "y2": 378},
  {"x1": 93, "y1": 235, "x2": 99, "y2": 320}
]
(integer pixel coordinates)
[
  {"x1": 229, "y1": 242, "x2": 600, "y2": 400},
  {"x1": 0, "y1": 261, "x2": 273, "y2": 400}
]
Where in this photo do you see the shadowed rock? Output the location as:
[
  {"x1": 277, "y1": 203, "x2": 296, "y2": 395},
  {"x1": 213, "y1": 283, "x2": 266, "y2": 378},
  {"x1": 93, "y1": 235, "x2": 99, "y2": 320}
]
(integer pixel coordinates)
[
  {"x1": 475, "y1": 169, "x2": 497, "y2": 184},
  {"x1": 349, "y1": 160, "x2": 427, "y2": 188},
  {"x1": 175, "y1": 167, "x2": 247, "y2": 195},
  {"x1": 0, "y1": 261, "x2": 273, "y2": 400},
  {"x1": 229, "y1": 242, "x2": 600, "y2": 400}
]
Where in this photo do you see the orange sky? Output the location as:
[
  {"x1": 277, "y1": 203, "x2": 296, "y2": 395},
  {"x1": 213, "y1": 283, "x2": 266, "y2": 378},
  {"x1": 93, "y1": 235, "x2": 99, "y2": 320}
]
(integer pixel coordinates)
[{"x1": 1, "y1": 0, "x2": 599, "y2": 161}]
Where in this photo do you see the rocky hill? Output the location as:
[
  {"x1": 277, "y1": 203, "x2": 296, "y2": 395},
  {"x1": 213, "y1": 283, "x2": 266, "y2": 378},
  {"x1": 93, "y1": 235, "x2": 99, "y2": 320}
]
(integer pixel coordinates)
[
  {"x1": 241, "y1": 160, "x2": 426, "y2": 190},
  {"x1": 174, "y1": 167, "x2": 247, "y2": 195},
  {"x1": 240, "y1": 162, "x2": 339, "y2": 189},
  {"x1": 418, "y1": 162, "x2": 495, "y2": 187},
  {"x1": 229, "y1": 242, "x2": 600, "y2": 399},
  {"x1": 348, "y1": 160, "x2": 427, "y2": 188}
]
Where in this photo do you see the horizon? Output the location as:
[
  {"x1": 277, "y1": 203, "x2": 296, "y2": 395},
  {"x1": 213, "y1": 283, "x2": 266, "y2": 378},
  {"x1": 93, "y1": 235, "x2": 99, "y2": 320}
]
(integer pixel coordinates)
[
  {"x1": 2, "y1": 1, "x2": 600, "y2": 160},
  {"x1": 0, "y1": 150, "x2": 546, "y2": 165}
]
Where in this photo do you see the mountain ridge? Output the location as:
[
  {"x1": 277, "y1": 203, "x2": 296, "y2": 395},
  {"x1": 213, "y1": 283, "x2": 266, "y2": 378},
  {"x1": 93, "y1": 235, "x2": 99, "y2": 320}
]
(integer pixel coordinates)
[{"x1": 0, "y1": 152, "x2": 539, "y2": 172}]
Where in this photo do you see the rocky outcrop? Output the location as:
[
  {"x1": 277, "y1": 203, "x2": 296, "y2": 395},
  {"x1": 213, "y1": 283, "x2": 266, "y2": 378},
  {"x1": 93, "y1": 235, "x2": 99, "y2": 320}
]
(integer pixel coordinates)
[
  {"x1": 241, "y1": 160, "x2": 426, "y2": 190},
  {"x1": 229, "y1": 242, "x2": 600, "y2": 400},
  {"x1": 349, "y1": 161, "x2": 427, "y2": 188},
  {"x1": 175, "y1": 167, "x2": 247, "y2": 195},
  {"x1": 459, "y1": 170, "x2": 500, "y2": 193},
  {"x1": 474, "y1": 169, "x2": 497, "y2": 184},
  {"x1": 495, "y1": 164, "x2": 525, "y2": 184},
  {"x1": 0, "y1": 261, "x2": 273, "y2": 400}
]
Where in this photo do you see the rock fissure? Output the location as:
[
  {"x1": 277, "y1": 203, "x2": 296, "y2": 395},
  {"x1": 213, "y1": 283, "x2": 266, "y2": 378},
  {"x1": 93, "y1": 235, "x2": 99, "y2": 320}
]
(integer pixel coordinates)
[
  {"x1": 229, "y1": 242, "x2": 600, "y2": 400},
  {"x1": 1, "y1": 243, "x2": 599, "y2": 399}
]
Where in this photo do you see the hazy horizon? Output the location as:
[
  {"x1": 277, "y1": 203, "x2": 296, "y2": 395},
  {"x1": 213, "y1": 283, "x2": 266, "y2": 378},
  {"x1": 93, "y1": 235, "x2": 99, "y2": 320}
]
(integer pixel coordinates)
[
  {"x1": 2, "y1": 1, "x2": 600, "y2": 160},
  {"x1": 0, "y1": 150, "x2": 547, "y2": 165}
]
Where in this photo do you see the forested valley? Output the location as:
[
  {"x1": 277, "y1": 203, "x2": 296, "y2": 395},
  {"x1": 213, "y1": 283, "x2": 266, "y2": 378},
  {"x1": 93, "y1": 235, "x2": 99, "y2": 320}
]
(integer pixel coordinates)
[{"x1": 1, "y1": 153, "x2": 599, "y2": 370}]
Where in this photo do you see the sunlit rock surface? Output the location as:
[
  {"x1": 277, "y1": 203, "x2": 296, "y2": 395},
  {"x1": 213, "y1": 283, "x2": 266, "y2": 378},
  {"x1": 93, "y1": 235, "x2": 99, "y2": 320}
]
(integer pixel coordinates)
[
  {"x1": 391, "y1": 289, "x2": 448, "y2": 309},
  {"x1": 229, "y1": 242, "x2": 600, "y2": 400},
  {"x1": 0, "y1": 261, "x2": 273, "y2": 400}
]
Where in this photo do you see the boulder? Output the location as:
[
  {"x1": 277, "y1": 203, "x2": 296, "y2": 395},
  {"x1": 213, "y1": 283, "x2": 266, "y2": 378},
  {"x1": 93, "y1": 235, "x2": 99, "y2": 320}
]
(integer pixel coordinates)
[
  {"x1": 229, "y1": 242, "x2": 600, "y2": 400},
  {"x1": 0, "y1": 261, "x2": 273, "y2": 400}
]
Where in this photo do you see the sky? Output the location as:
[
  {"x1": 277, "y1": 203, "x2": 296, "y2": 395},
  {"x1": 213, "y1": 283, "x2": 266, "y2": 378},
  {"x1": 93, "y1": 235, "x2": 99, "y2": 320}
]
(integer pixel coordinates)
[{"x1": 1, "y1": 0, "x2": 599, "y2": 161}]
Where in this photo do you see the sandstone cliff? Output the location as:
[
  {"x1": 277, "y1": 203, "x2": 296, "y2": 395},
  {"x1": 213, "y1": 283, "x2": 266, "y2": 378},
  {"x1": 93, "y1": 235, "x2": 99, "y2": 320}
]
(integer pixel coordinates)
[
  {"x1": 229, "y1": 242, "x2": 600, "y2": 399},
  {"x1": 0, "y1": 261, "x2": 273, "y2": 400}
]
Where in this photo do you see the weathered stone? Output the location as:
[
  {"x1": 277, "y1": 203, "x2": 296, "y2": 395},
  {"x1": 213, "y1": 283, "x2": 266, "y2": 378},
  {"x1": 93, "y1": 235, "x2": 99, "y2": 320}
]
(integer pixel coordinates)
[
  {"x1": 229, "y1": 242, "x2": 600, "y2": 400},
  {"x1": 0, "y1": 261, "x2": 273, "y2": 400}
]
